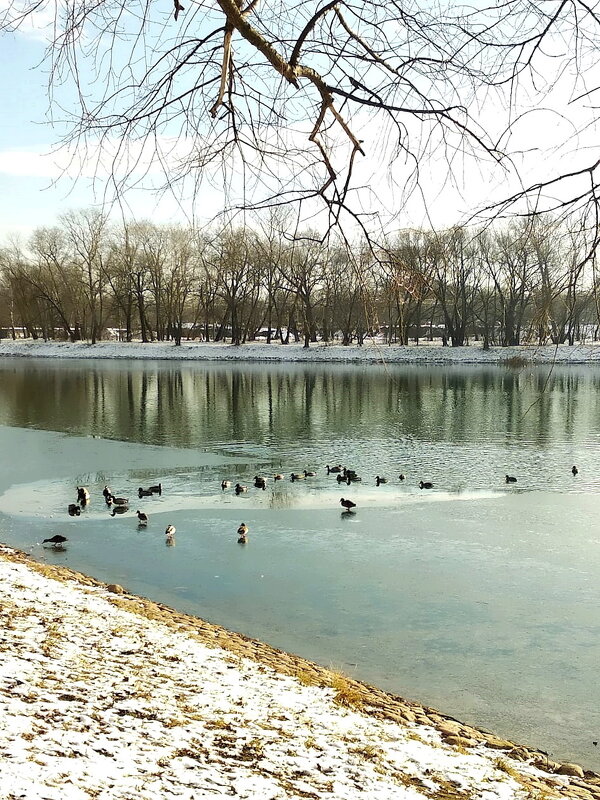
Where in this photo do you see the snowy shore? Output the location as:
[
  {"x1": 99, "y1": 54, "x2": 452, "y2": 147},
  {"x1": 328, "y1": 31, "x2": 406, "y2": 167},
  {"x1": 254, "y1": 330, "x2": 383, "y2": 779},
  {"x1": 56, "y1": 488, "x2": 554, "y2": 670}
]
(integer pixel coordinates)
[
  {"x1": 1, "y1": 545, "x2": 599, "y2": 800},
  {"x1": 2, "y1": 338, "x2": 600, "y2": 364}
]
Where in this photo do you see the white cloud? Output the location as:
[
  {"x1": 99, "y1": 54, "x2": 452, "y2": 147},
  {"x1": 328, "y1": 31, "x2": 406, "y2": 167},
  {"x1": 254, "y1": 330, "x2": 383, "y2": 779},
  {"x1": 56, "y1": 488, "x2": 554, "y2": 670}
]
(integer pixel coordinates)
[{"x1": 0, "y1": 0, "x2": 56, "y2": 42}]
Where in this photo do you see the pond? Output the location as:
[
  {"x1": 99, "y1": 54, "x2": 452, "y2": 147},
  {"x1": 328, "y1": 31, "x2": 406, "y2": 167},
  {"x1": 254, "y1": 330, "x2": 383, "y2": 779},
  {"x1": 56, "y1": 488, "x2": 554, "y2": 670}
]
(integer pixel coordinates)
[{"x1": 1, "y1": 357, "x2": 600, "y2": 770}]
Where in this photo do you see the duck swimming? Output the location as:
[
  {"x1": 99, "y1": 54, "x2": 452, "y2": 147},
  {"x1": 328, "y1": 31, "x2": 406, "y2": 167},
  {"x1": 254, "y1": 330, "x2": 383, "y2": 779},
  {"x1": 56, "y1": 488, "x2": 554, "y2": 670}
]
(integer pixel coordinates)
[
  {"x1": 235, "y1": 483, "x2": 248, "y2": 494},
  {"x1": 221, "y1": 480, "x2": 231, "y2": 490},
  {"x1": 419, "y1": 481, "x2": 433, "y2": 489},
  {"x1": 375, "y1": 476, "x2": 387, "y2": 486},
  {"x1": 68, "y1": 503, "x2": 81, "y2": 517},
  {"x1": 505, "y1": 475, "x2": 517, "y2": 483},
  {"x1": 106, "y1": 494, "x2": 129, "y2": 506}
]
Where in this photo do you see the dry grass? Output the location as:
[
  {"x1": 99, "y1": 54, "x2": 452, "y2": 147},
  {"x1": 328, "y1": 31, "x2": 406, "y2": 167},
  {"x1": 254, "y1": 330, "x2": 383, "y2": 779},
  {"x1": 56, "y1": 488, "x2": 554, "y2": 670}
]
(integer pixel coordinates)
[
  {"x1": 350, "y1": 743, "x2": 383, "y2": 763},
  {"x1": 493, "y1": 757, "x2": 522, "y2": 780},
  {"x1": 163, "y1": 717, "x2": 185, "y2": 728},
  {"x1": 328, "y1": 673, "x2": 364, "y2": 709},
  {"x1": 205, "y1": 717, "x2": 233, "y2": 731},
  {"x1": 239, "y1": 738, "x2": 265, "y2": 762},
  {"x1": 41, "y1": 623, "x2": 62, "y2": 658},
  {"x1": 295, "y1": 668, "x2": 319, "y2": 686}
]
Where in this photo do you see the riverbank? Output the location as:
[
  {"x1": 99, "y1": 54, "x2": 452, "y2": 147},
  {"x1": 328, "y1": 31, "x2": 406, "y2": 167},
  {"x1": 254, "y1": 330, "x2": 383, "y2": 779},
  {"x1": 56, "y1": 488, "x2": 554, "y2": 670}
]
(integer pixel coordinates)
[
  {"x1": 2, "y1": 338, "x2": 600, "y2": 364},
  {"x1": 1, "y1": 544, "x2": 599, "y2": 800}
]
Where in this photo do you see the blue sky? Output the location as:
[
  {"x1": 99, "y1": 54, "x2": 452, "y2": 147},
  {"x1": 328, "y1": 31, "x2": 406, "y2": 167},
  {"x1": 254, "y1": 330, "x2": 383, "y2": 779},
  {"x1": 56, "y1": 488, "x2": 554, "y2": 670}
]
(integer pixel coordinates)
[
  {"x1": 1, "y1": 8, "x2": 598, "y2": 245},
  {"x1": 0, "y1": 12, "x2": 509, "y2": 243},
  {"x1": 0, "y1": 25, "x2": 201, "y2": 241},
  {"x1": 0, "y1": 32, "x2": 99, "y2": 238}
]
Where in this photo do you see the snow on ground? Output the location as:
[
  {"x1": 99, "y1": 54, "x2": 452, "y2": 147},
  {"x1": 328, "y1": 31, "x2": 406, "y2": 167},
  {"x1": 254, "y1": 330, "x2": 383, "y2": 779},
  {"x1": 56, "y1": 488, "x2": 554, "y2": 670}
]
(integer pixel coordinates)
[
  {"x1": 0, "y1": 547, "x2": 597, "y2": 800},
  {"x1": 2, "y1": 338, "x2": 600, "y2": 364}
]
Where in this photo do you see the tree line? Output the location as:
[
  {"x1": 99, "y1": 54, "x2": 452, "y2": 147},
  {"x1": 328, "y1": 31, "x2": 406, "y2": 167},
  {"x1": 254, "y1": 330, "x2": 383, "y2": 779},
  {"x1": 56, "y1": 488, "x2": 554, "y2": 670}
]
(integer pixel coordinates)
[{"x1": 1, "y1": 210, "x2": 600, "y2": 348}]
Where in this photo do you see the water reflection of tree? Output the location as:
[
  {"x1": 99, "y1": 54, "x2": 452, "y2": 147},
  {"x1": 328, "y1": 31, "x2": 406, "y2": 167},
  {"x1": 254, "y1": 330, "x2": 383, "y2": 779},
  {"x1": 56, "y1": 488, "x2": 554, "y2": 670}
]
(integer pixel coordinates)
[{"x1": 0, "y1": 363, "x2": 598, "y2": 449}]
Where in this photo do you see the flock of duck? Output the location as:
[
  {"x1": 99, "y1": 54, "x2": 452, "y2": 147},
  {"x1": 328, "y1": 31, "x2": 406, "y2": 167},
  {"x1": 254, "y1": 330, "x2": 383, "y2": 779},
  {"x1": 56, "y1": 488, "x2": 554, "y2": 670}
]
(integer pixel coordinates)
[
  {"x1": 42, "y1": 483, "x2": 176, "y2": 549},
  {"x1": 41, "y1": 463, "x2": 580, "y2": 550},
  {"x1": 220, "y1": 462, "x2": 582, "y2": 516}
]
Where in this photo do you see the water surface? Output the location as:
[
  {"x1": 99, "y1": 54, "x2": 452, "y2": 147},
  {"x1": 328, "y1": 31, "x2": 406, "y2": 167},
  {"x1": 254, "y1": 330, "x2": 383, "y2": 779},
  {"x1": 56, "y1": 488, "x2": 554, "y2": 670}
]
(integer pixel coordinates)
[{"x1": 1, "y1": 358, "x2": 599, "y2": 769}]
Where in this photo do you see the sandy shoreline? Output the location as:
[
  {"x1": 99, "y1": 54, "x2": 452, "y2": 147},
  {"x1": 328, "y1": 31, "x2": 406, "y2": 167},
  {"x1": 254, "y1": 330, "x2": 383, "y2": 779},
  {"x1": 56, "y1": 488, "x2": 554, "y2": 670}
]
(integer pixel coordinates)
[
  {"x1": 1, "y1": 544, "x2": 599, "y2": 799},
  {"x1": 2, "y1": 338, "x2": 600, "y2": 365}
]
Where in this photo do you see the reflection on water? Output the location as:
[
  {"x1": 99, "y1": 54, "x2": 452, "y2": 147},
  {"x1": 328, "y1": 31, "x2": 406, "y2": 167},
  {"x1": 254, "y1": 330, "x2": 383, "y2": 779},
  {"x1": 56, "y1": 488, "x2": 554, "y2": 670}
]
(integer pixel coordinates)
[
  {"x1": 2, "y1": 358, "x2": 600, "y2": 451},
  {"x1": 1, "y1": 358, "x2": 600, "y2": 770}
]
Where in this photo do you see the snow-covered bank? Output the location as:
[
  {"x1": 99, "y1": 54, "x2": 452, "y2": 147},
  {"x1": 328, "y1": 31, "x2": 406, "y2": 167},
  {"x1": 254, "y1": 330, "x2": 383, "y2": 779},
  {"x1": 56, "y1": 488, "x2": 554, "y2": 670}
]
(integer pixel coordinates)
[
  {"x1": 2, "y1": 338, "x2": 600, "y2": 364},
  {"x1": 1, "y1": 545, "x2": 598, "y2": 800}
]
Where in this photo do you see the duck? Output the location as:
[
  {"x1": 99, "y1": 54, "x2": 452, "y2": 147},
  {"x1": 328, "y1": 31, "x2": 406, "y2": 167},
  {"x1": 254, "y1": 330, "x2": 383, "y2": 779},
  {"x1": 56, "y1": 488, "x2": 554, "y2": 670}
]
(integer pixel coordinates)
[
  {"x1": 43, "y1": 535, "x2": 68, "y2": 547},
  {"x1": 290, "y1": 473, "x2": 305, "y2": 481},
  {"x1": 136, "y1": 510, "x2": 149, "y2": 525},
  {"x1": 138, "y1": 487, "x2": 153, "y2": 498},
  {"x1": 237, "y1": 522, "x2": 249, "y2": 543},
  {"x1": 419, "y1": 481, "x2": 433, "y2": 489},
  {"x1": 304, "y1": 470, "x2": 316, "y2": 477},
  {"x1": 67, "y1": 503, "x2": 81, "y2": 517},
  {"x1": 221, "y1": 480, "x2": 231, "y2": 490},
  {"x1": 572, "y1": 465, "x2": 579, "y2": 476},
  {"x1": 375, "y1": 476, "x2": 387, "y2": 486},
  {"x1": 336, "y1": 474, "x2": 347, "y2": 483},
  {"x1": 254, "y1": 475, "x2": 267, "y2": 490},
  {"x1": 326, "y1": 465, "x2": 343, "y2": 474},
  {"x1": 273, "y1": 474, "x2": 284, "y2": 481},
  {"x1": 165, "y1": 524, "x2": 176, "y2": 539},
  {"x1": 102, "y1": 485, "x2": 112, "y2": 500},
  {"x1": 505, "y1": 475, "x2": 517, "y2": 483},
  {"x1": 340, "y1": 497, "x2": 356, "y2": 511},
  {"x1": 76, "y1": 486, "x2": 90, "y2": 505},
  {"x1": 235, "y1": 483, "x2": 248, "y2": 494},
  {"x1": 343, "y1": 468, "x2": 357, "y2": 479},
  {"x1": 346, "y1": 474, "x2": 361, "y2": 483},
  {"x1": 109, "y1": 495, "x2": 129, "y2": 506},
  {"x1": 149, "y1": 483, "x2": 162, "y2": 495},
  {"x1": 398, "y1": 474, "x2": 405, "y2": 481}
]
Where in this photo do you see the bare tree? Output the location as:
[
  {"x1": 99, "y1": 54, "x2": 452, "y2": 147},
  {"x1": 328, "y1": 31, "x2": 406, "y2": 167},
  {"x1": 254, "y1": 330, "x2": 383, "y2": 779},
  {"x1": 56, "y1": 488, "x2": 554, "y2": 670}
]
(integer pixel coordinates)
[
  {"x1": 164, "y1": 226, "x2": 200, "y2": 345},
  {"x1": 279, "y1": 235, "x2": 326, "y2": 348},
  {"x1": 105, "y1": 226, "x2": 140, "y2": 341},
  {"x1": 6, "y1": 0, "x2": 586, "y2": 240},
  {"x1": 26, "y1": 228, "x2": 82, "y2": 341},
  {"x1": 210, "y1": 228, "x2": 255, "y2": 345},
  {"x1": 380, "y1": 231, "x2": 431, "y2": 345},
  {"x1": 427, "y1": 228, "x2": 481, "y2": 347},
  {"x1": 61, "y1": 210, "x2": 109, "y2": 344}
]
